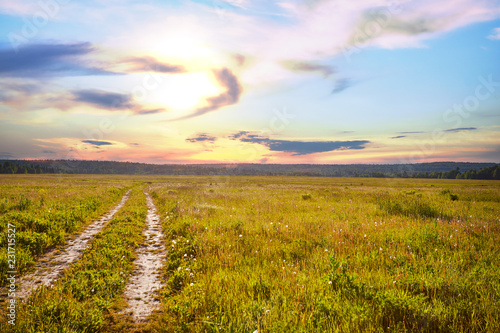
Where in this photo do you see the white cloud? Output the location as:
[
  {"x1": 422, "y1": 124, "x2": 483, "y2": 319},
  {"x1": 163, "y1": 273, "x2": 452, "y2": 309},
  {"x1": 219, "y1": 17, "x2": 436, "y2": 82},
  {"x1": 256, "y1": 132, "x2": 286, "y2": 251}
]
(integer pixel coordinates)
[
  {"x1": 488, "y1": 27, "x2": 500, "y2": 40},
  {"x1": 5, "y1": 0, "x2": 499, "y2": 95},
  {"x1": 0, "y1": 0, "x2": 41, "y2": 15},
  {"x1": 261, "y1": 0, "x2": 500, "y2": 57},
  {"x1": 206, "y1": 0, "x2": 500, "y2": 86}
]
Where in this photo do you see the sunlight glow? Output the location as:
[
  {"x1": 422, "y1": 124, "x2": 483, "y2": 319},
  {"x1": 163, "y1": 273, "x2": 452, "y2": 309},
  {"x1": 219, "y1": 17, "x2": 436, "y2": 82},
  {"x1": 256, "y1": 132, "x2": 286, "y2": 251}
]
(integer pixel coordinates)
[{"x1": 147, "y1": 72, "x2": 222, "y2": 111}]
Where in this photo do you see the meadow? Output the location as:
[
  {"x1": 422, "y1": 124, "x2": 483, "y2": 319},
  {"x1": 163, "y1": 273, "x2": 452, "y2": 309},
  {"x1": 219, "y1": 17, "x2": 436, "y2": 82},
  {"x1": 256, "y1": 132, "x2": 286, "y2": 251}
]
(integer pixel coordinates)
[
  {"x1": 0, "y1": 175, "x2": 131, "y2": 285},
  {"x1": 0, "y1": 175, "x2": 499, "y2": 332}
]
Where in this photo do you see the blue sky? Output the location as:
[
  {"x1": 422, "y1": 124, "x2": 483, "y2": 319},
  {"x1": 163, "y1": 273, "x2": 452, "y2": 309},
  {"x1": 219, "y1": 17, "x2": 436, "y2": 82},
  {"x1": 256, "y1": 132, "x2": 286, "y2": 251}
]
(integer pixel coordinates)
[{"x1": 0, "y1": 0, "x2": 499, "y2": 163}]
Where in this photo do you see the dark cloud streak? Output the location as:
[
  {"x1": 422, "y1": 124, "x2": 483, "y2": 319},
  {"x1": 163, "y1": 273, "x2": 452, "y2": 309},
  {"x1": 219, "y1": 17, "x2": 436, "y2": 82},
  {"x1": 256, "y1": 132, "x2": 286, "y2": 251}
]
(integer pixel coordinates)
[
  {"x1": 0, "y1": 152, "x2": 15, "y2": 159},
  {"x1": 0, "y1": 42, "x2": 115, "y2": 77},
  {"x1": 125, "y1": 56, "x2": 184, "y2": 73},
  {"x1": 331, "y1": 78, "x2": 351, "y2": 94},
  {"x1": 81, "y1": 140, "x2": 113, "y2": 147},
  {"x1": 398, "y1": 131, "x2": 425, "y2": 134},
  {"x1": 186, "y1": 133, "x2": 217, "y2": 143},
  {"x1": 72, "y1": 89, "x2": 133, "y2": 109},
  {"x1": 230, "y1": 131, "x2": 370, "y2": 156},
  {"x1": 444, "y1": 127, "x2": 477, "y2": 132},
  {"x1": 283, "y1": 60, "x2": 335, "y2": 77}
]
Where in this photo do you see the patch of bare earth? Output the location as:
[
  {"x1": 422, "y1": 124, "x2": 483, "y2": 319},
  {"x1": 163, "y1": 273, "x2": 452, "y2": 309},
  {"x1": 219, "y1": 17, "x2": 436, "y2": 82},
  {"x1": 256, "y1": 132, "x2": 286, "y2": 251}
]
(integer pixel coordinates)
[
  {"x1": 120, "y1": 191, "x2": 166, "y2": 322},
  {"x1": 16, "y1": 189, "x2": 131, "y2": 300}
]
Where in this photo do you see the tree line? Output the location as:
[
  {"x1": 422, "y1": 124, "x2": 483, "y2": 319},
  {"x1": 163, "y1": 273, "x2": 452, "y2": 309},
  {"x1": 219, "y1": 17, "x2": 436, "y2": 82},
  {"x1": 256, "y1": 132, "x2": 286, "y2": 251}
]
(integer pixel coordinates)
[{"x1": 0, "y1": 160, "x2": 498, "y2": 180}]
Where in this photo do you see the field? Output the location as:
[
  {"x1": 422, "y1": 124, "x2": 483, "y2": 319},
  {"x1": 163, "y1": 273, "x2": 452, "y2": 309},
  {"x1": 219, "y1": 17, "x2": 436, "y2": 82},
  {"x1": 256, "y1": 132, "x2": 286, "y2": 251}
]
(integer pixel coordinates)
[{"x1": 0, "y1": 175, "x2": 499, "y2": 332}]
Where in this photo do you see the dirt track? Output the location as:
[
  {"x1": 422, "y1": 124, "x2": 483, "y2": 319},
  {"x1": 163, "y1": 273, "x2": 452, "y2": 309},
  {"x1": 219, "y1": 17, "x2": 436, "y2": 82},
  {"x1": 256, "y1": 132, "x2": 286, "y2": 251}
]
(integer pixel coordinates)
[
  {"x1": 16, "y1": 189, "x2": 131, "y2": 300},
  {"x1": 120, "y1": 191, "x2": 166, "y2": 322}
]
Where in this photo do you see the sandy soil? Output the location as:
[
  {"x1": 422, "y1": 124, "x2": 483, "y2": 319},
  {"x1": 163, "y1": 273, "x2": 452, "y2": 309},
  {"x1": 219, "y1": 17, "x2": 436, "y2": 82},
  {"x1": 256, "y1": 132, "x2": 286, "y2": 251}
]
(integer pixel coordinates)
[{"x1": 120, "y1": 191, "x2": 166, "y2": 322}]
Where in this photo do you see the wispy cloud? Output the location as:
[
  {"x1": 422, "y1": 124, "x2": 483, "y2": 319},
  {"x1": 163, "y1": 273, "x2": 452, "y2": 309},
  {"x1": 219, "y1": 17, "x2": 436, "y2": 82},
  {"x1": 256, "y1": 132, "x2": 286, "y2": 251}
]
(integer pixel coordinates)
[
  {"x1": 0, "y1": 82, "x2": 41, "y2": 103},
  {"x1": 391, "y1": 135, "x2": 406, "y2": 139},
  {"x1": 342, "y1": 1, "x2": 500, "y2": 50},
  {"x1": 0, "y1": 42, "x2": 114, "y2": 77},
  {"x1": 398, "y1": 131, "x2": 425, "y2": 134},
  {"x1": 174, "y1": 68, "x2": 242, "y2": 120},
  {"x1": 282, "y1": 60, "x2": 335, "y2": 77},
  {"x1": 135, "y1": 108, "x2": 164, "y2": 115},
  {"x1": 230, "y1": 131, "x2": 370, "y2": 155},
  {"x1": 125, "y1": 56, "x2": 184, "y2": 73},
  {"x1": 331, "y1": 78, "x2": 351, "y2": 94},
  {"x1": 444, "y1": 127, "x2": 477, "y2": 132},
  {"x1": 487, "y1": 27, "x2": 500, "y2": 40},
  {"x1": 0, "y1": 152, "x2": 15, "y2": 159}
]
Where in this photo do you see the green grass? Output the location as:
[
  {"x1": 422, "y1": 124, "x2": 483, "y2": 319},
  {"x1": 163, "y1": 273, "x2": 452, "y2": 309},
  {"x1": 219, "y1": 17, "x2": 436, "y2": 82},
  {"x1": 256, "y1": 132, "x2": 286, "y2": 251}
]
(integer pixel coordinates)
[
  {"x1": 0, "y1": 175, "x2": 499, "y2": 332},
  {"x1": 144, "y1": 177, "x2": 500, "y2": 332},
  {"x1": 0, "y1": 187, "x2": 147, "y2": 332},
  {"x1": 0, "y1": 175, "x2": 130, "y2": 285}
]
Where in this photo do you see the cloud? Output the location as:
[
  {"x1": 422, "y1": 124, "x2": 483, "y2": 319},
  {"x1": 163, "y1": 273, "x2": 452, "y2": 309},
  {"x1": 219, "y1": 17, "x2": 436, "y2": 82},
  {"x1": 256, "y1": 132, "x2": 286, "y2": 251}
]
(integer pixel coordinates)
[
  {"x1": 0, "y1": 82, "x2": 163, "y2": 114},
  {"x1": 230, "y1": 131, "x2": 370, "y2": 155},
  {"x1": 228, "y1": 0, "x2": 500, "y2": 72},
  {"x1": 224, "y1": 0, "x2": 248, "y2": 9},
  {"x1": 282, "y1": 60, "x2": 335, "y2": 77},
  {"x1": 42, "y1": 150, "x2": 55, "y2": 154},
  {"x1": 0, "y1": 1, "x2": 41, "y2": 15},
  {"x1": 342, "y1": 1, "x2": 500, "y2": 50},
  {"x1": 331, "y1": 78, "x2": 351, "y2": 94},
  {"x1": 0, "y1": 152, "x2": 15, "y2": 159},
  {"x1": 398, "y1": 131, "x2": 425, "y2": 134},
  {"x1": 174, "y1": 68, "x2": 242, "y2": 120},
  {"x1": 125, "y1": 56, "x2": 184, "y2": 73},
  {"x1": 135, "y1": 108, "x2": 164, "y2": 115},
  {"x1": 229, "y1": 131, "x2": 250, "y2": 139},
  {"x1": 0, "y1": 81, "x2": 41, "y2": 103},
  {"x1": 71, "y1": 89, "x2": 165, "y2": 115},
  {"x1": 5, "y1": 82, "x2": 40, "y2": 95},
  {"x1": 72, "y1": 89, "x2": 133, "y2": 109},
  {"x1": 392, "y1": 128, "x2": 475, "y2": 137},
  {"x1": 81, "y1": 140, "x2": 114, "y2": 147},
  {"x1": 0, "y1": 42, "x2": 114, "y2": 77},
  {"x1": 233, "y1": 53, "x2": 246, "y2": 66},
  {"x1": 487, "y1": 27, "x2": 500, "y2": 40},
  {"x1": 186, "y1": 133, "x2": 218, "y2": 143},
  {"x1": 444, "y1": 127, "x2": 477, "y2": 132}
]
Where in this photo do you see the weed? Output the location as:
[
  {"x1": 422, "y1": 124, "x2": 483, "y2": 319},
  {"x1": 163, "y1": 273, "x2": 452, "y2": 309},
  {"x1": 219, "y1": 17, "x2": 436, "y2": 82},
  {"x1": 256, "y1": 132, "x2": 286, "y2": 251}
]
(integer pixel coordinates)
[{"x1": 302, "y1": 194, "x2": 312, "y2": 200}]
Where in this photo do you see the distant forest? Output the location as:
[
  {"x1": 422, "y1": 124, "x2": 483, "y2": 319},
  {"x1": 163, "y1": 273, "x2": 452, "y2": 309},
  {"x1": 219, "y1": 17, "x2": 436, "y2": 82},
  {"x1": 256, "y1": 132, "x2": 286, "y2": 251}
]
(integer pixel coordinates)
[{"x1": 0, "y1": 160, "x2": 499, "y2": 180}]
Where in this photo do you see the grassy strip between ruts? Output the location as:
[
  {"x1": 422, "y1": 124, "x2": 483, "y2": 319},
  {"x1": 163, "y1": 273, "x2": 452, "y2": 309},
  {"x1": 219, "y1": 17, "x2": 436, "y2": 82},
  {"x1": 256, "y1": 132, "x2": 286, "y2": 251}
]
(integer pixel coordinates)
[
  {"x1": 0, "y1": 183, "x2": 128, "y2": 285},
  {"x1": 0, "y1": 187, "x2": 147, "y2": 332}
]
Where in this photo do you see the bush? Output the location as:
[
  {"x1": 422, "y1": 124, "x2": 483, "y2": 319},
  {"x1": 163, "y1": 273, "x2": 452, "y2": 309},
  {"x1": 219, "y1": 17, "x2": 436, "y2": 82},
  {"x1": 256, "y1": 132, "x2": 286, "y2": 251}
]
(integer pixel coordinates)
[
  {"x1": 439, "y1": 189, "x2": 459, "y2": 201},
  {"x1": 378, "y1": 195, "x2": 438, "y2": 218}
]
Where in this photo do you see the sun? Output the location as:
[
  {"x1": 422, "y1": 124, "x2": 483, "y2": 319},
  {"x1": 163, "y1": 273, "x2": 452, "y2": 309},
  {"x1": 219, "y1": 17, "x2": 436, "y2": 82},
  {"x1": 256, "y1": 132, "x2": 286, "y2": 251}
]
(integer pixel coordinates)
[{"x1": 148, "y1": 71, "x2": 222, "y2": 111}]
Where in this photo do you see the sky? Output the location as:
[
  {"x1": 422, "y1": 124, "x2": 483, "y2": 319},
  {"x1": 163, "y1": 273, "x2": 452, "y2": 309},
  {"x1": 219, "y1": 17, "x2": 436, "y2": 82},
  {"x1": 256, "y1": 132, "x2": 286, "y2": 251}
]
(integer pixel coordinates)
[{"x1": 0, "y1": 0, "x2": 499, "y2": 164}]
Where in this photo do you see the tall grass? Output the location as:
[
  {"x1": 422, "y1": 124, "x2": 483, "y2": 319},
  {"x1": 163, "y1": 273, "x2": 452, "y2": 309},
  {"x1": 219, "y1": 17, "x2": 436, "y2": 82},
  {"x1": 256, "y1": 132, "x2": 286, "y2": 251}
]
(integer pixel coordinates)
[
  {"x1": 0, "y1": 187, "x2": 147, "y2": 332},
  {"x1": 0, "y1": 176, "x2": 130, "y2": 284},
  {"x1": 0, "y1": 176, "x2": 498, "y2": 332},
  {"x1": 145, "y1": 177, "x2": 500, "y2": 332}
]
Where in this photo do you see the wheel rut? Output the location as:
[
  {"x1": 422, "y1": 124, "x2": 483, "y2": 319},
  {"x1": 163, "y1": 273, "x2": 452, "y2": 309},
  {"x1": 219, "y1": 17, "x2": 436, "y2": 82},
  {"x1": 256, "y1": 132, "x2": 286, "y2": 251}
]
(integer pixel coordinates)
[
  {"x1": 16, "y1": 189, "x2": 131, "y2": 300},
  {"x1": 121, "y1": 191, "x2": 166, "y2": 322}
]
